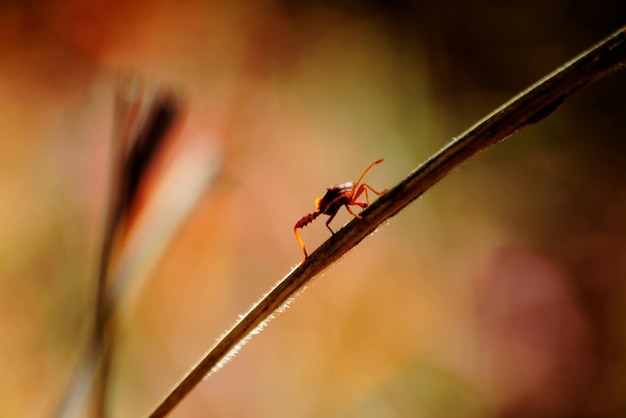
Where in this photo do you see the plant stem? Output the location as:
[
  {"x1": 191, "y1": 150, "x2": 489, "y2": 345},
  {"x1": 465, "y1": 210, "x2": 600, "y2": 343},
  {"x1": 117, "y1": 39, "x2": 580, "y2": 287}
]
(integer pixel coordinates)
[{"x1": 148, "y1": 26, "x2": 626, "y2": 418}]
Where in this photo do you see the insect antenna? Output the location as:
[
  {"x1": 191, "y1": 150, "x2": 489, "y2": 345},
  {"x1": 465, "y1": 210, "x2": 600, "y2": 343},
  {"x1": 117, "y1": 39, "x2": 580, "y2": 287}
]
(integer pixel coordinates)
[{"x1": 354, "y1": 158, "x2": 384, "y2": 188}]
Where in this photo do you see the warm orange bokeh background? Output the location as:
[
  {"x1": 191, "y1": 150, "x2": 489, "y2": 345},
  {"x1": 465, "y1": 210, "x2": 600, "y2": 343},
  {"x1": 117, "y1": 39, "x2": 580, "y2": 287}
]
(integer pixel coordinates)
[{"x1": 1, "y1": 1, "x2": 625, "y2": 417}]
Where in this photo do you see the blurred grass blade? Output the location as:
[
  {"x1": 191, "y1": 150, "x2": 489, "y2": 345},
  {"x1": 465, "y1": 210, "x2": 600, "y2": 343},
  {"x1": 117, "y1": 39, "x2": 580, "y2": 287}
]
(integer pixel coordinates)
[{"x1": 55, "y1": 75, "x2": 185, "y2": 418}]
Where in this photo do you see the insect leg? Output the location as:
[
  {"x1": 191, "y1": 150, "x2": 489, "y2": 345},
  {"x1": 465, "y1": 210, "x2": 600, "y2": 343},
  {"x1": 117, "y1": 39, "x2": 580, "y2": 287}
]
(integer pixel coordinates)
[
  {"x1": 353, "y1": 183, "x2": 387, "y2": 205},
  {"x1": 362, "y1": 183, "x2": 387, "y2": 196},
  {"x1": 325, "y1": 212, "x2": 338, "y2": 234},
  {"x1": 345, "y1": 204, "x2": 364, "y2": 219}
]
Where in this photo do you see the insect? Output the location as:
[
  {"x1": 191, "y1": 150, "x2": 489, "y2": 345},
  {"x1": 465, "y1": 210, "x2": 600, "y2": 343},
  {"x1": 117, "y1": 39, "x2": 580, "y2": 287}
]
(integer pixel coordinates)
[{"x1": 294, "y1": 158, "x2": 387, "y2": 260}]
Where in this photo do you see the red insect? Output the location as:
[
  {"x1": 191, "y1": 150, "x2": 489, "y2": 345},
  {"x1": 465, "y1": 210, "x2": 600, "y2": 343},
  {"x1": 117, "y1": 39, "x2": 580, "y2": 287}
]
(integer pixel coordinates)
[{"x1": 294, "y1": 158, "x2": 387, "y2": 260}]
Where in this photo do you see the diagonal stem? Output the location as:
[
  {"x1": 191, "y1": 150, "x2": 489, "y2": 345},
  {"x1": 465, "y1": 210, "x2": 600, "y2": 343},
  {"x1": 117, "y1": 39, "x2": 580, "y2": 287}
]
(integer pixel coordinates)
[{"x1": 148, "y1": 26, "x2": 626, "y2": 418}]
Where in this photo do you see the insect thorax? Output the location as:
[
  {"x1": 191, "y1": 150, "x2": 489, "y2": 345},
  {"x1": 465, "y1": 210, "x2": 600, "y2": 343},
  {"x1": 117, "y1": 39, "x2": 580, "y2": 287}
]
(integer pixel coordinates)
[{"x1": 316, "y1": 181, "x2": 355, "y2": 214}]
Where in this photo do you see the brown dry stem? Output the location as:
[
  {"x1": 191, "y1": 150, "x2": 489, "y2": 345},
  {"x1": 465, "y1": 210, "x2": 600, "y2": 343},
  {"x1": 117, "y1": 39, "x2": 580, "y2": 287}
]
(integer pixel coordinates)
[{"x1": 148, "y1": 26, "x2": 626, "y2": 418}]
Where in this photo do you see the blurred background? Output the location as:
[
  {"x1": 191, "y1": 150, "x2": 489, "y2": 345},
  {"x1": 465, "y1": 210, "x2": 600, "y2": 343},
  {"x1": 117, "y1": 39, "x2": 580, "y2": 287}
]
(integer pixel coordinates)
[{"x1": 1, "y1": 0, "x2": 625, "y2": 417}]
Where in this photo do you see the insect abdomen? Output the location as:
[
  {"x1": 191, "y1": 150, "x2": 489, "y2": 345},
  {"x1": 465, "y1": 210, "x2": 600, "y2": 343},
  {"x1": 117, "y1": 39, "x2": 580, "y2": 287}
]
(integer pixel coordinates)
[{"x1": 295, "y1": 211, "x2": 321, "y2": 229}]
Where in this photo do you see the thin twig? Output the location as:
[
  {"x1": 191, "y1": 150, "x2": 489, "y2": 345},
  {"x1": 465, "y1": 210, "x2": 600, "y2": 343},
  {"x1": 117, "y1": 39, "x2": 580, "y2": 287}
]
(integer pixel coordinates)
[{"x1": 148, "y1": 26, "x2": 626, "y2": 418}]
